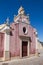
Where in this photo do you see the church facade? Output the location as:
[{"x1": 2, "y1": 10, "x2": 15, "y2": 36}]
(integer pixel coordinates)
[{"x1": 0, "y1": 6, "x2": 38, "y2": 61}]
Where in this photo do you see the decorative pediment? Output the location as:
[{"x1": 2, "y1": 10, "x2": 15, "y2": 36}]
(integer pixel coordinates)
[{"x1": 14, "y1": 6, "x2": 30, "y2": 24}]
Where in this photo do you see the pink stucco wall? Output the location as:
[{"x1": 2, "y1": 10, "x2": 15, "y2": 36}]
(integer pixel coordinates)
[
  {"x1": 0, "y1": 33, "x2": 4, "y2": 57},
  {"x1": 10, "y1": 23, "x2": 20, "y2": 57},
  {"x1": 10, "y1": 22, "x2": 36, "y2": 57}
]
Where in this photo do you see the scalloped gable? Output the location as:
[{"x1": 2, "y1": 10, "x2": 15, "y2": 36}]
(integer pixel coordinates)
[
  {"x1": 0, "y1": 24, "x2": 10, "y2": 32},
  {"x1": 0, "y1": 24, "x2": 6, "y2": 30}
]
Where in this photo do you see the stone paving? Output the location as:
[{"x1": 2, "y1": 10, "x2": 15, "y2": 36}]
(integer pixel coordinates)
[
  {"x1": 0, "y1": 54, "x2": 43, "y2": 65},
  {"x1": 0, "y1": 48, "x2": 43, "y2": 65}
]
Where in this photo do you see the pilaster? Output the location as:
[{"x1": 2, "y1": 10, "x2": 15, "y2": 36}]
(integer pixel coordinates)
[{"x1": 3, "y1": 26, "x2": 10, "y2": 61}]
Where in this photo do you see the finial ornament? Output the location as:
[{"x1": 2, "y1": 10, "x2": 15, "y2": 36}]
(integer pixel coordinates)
[
  {"x1": 18, "y1": 6, "x2": 25, "y2": 15},
  {"x1": 6, "y1": 17, "x2": 10, "y2": 26}
]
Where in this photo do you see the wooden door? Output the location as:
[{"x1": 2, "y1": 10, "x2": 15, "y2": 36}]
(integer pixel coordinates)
[{"x1": 22, "y1": 41, "x2": 28, "y2": 57}]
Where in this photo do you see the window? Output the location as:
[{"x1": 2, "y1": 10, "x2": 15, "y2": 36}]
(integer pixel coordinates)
[{"x1": 23, "y1": 27, "x2": 26, "y2": 33}]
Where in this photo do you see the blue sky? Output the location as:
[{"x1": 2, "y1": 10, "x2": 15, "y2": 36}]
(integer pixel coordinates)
[{"x1": 0, "y1": 0, "x2": 43, "y2": 42}]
